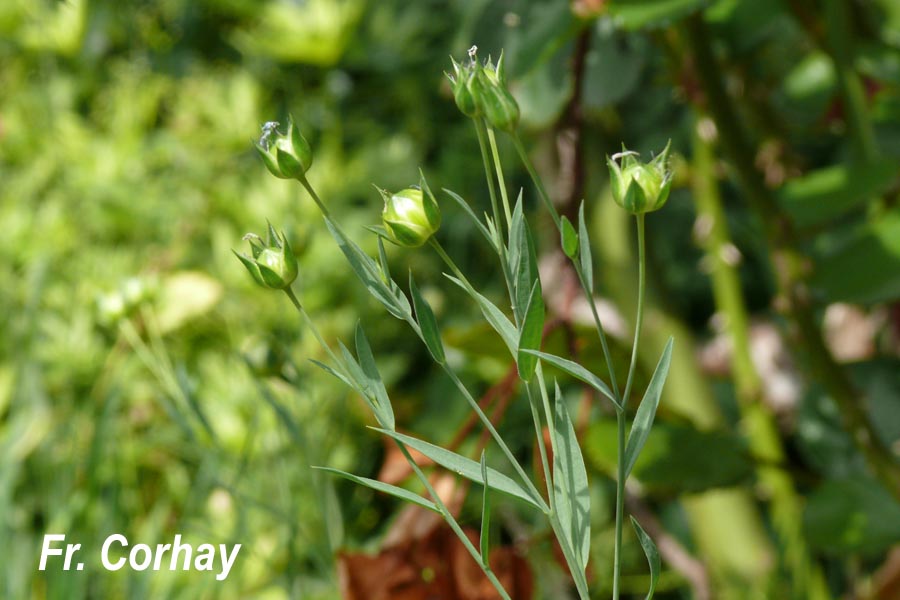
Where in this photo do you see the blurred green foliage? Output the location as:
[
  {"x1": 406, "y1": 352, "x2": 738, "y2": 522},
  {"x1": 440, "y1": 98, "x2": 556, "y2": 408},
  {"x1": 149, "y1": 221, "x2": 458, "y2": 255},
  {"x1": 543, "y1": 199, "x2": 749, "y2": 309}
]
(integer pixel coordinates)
[{"x1": 3, "y1": 0, "x2": 900, "y2": 598}]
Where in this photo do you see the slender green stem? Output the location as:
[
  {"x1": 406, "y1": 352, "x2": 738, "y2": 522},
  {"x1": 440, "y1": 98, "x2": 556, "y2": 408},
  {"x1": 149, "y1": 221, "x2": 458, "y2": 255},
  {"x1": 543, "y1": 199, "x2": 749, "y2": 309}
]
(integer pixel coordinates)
[
  {"x1": 284, "y1": 287, "x2": 344, "y2": 372},
  {"x1": 511, "y1": 132, "x2": 560, "y2": 230},
  {"x1": 621, "y1": 214, "x2": 646, "y2": 405},
  {"x1": 298, "y1": 176, "x2": 332, "y2": 218},
  {"x1": 486, "y1": 126, "x2": 514, "y2": 228},
  {"x1": 612, "y1": 408, "x2": 626, "y2": 600},
  {"x1": 614, "y1": 214, "x2": 645, "y2": 600},
  {"x1": 571, "y1": 260, "x2": 622, "y2": 402},
  {"x1": 474, "y1": 119, "x2": 505, "y2": 238},
  {"x1": 394, "y1": 439, "x2": 512, "y2": 600},
  {"x1": 474, "y1": 120, "x2": 518, "y2": 320}
]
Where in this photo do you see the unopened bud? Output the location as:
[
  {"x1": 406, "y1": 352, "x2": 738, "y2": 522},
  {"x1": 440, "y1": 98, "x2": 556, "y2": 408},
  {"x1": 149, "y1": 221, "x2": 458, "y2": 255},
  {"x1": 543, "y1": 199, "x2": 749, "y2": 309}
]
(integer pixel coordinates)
[{"x1": 607, "y1": 141, "x2": 673, "y2": 215}]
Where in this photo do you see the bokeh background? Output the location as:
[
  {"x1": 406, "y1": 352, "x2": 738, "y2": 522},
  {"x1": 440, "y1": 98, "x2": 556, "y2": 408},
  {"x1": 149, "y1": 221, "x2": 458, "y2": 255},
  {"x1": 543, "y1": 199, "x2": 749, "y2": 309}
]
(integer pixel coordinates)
[{"x1": 3, "y1": 0, "x2": 900, "y2": 598}]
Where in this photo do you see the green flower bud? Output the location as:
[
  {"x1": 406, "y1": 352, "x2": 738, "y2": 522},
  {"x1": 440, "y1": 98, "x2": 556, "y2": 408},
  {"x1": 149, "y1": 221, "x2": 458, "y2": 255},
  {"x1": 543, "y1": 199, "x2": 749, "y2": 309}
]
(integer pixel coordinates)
[
  {"x1": 607, "y1": 141, "x2": 673, "y2": 215},
  {"x1": 380, "y1": 178, "x2": 441, "y2": 248},
  {"x1": 473, "y1": 52, "x2": 519, "y2": 132},
  {"x1": 234, "y1": 222, "x2": 298, "y2": 290},
  {"x1": 255, "y1": 117, "x2": 313, "y2": 180},
  {"x1": 447, "y1": 55, "x2": 480, "y2": 118}
]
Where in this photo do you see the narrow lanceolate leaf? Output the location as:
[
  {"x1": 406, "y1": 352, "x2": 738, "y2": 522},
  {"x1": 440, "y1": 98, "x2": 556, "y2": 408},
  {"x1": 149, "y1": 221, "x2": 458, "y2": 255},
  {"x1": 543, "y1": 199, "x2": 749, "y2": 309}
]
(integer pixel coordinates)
[
  {"x1": 520, "y1": 350, "x2": 619, "y2": 409},
  {"x1": 630, "y1": 516, "x2": 661, "y2": 600},
  {"x1": 479, "y1": 452, "x2": 491, "y2": 568},
  {"x1": 445, "y1": 275, "x2": 518, "y2": 356},
  {"x1": 516, "y1": 281, "x2": 545, "y2": 382},
  {"x1": 409, "y1": 272, "x2": 445, "y2": 364},
  {"x1": 313, "y1": 467, "x2": 438, "y2": 513},
  {"x1": 507, "y1": 190, "x2": 525, "y2": 276},
  {"x1": 443, "y1": 188, "x2": 495, "y2": 248},
  {"x1": 325, "y1": 216, "x2": 411, "y2": 320},
  {"x1": 552, "y1": 383, "x2": 591, "y2": 570},
  {"x1": 353, "y1": 325, "x2": 396, "y2": 431},
  {"x1": 309, "y1": 359, "x2": 354, "y2": 390},
  {"x1": 560, "y1": 215, "x2": 579, "y2": 258},
  {"x1": 624, "y1": 337, "x2": 673, "y2": 478},
  {"x1": 374, "y1": 428, "x2": 547, "y2": 511},
  {"x1": 577, "y1": 202, "x2": 593, "y2": 292},
  {"x1": 514, "y1": 225, "x2": 540, "y2": 321}
]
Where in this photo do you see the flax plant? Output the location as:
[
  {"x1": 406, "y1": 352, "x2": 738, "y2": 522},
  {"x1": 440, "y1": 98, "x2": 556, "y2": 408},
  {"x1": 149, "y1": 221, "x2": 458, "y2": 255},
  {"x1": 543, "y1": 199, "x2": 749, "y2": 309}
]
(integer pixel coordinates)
[{"x1": 236, "y1": 47, "x2": 675, "y2": 599}]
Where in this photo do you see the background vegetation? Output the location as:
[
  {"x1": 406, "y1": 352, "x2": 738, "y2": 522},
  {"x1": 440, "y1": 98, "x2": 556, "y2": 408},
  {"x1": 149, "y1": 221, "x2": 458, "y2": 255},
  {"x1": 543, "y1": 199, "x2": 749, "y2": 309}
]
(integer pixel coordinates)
[{"x1": 3, "y1": 0, "x2": 900, "y2": 598}]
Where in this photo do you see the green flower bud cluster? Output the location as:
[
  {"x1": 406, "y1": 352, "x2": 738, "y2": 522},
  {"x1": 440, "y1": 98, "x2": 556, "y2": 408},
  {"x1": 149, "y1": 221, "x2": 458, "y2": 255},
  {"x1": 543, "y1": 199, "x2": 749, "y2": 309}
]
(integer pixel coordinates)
[
  {"x1": 234, "y1": 223, "x2": 298, "y2": 290},
  {"x1": 448, "y1": 47, "x2": 519, "y2": 132},
  {"x1": 607, "y1": 142, "x2": 673, "y2": 215},
  {"x1": 255, "y1": 117, "x2": 313, "y2": 180},
  {"x1": 379, "y1": 175, "x2": 441, "y2": 248}
]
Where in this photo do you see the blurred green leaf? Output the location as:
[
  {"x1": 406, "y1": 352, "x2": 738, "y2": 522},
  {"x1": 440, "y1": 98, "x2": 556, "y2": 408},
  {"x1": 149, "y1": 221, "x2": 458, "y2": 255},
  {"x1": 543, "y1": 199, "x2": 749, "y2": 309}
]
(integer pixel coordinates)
[
  {"x1": 608, "y1": 0, "x2": 706, "y2": 30},
  {"x1": 804, "y1": 477, "x2": 900, "y2": 556},
  {"x1": 586, "y1": 420, "x2": 754, "y2": 493},
  {"x1": 780, "y1": 160, "x2": 898, "y2": 228},
  {"x1": 811, "y1": 208, "x2": 900, "y2": 304}
]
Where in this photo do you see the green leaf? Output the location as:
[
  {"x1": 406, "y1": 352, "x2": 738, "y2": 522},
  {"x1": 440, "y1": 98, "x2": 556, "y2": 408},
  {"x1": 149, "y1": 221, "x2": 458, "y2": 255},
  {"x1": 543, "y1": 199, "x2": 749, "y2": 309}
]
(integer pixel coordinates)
[
  {"x1": 515, "y1": 226, "x2": 541, "y2": 321},
  {"x1": 443, "y1": 188, "x2": 495, "y2": 248},
  {"x1": 445, "y1": 275, "x2": 518, "y2": 356},
  {"x1": 630, "y1": 516, "x2": 660, "y2": 600},
  {"x1": 374, "y1": 428, "x2": 547, "y2": 511},
  {"x1": 354, "y1": 324, "x2": 394, "y2": 429},
  {"x1": 578, "y1": 202, "x2": 593, "y2": 292},
  {"x1": 479, "y1": 451, "x2": 491, "y2": 567},
  {"x1": 409, "y1": 273, "x2": 445, "y2": 364},
  {"x1": 804, "y1": 476, "x2": 900, "y2": 556},
  {"x1": 624, "y1": 338, "x2": 673, "y2": 478},
  {"x1": 508, "y1": 191, "x2": 525, "y2": 276},
  {"x1": 324, "y1": 216, "x2": 411, "y2": 320},
  {"x1": 508, "y1": 192, "x2": 541, "y2": 321},
  {"x1": 520, "y1": 350, "x2": 619, "y2": 409},
  {"x1": 552, "y1": 383, "x2": 591, "y2": 570},
  {"x1": 780, "y1": 160, "x2": 898, "y2": 228},
  {"x1": 560, "y1": 215, "x2": 578, "y2": 258},
  {"x1": 586, "y1": 420, "x2": 753, "y2": 493},
  {"x1": 608, "y1": 0, "x2": 706, "y2": 30},
  {"x1": 516, "y1": 281, "x2": 545, "y2": 382},
  {"x1": 810, "y1": 209, "x2": 900, "y2": 305},
  {"x1": 313, "y1": 467, "x2": 438, "y2": 513}
]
